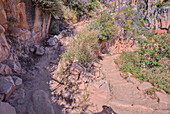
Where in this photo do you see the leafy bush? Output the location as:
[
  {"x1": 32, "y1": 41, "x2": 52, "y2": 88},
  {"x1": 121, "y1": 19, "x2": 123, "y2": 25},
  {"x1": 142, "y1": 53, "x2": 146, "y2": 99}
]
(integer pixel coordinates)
[
  {"x1": 63, "y1": 6, "x2": 78, "y2": 24},
  {"x1": 137, "y1": 33, "x2": 170, "y2": 69},
  {"x1": 62, "y1": 0, "x2": 99, "y2": 19},
  {"x1": 89, "y1": 11, "x2": 118, "y2": 41},
  {"x1": 32, "y1": 0, "x2": 62, "y2": 15},
  {"x1": 32, "y1": 0, "x2": 99, "y2": 22},
  {"x1": 61, "y1": 27, "x2": 99, "y2": 67},
  {"x1": 115, "y1": 33, "x2": 170, "y2": 94},
  {"x1": 121, "y1": 7, "x2": 135, "y2": 20}
]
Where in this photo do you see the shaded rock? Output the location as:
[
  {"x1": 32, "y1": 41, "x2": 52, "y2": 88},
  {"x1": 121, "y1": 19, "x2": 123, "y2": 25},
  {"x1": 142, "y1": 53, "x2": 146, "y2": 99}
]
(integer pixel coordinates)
[
  {"x1": 120, "y1": 72, "x2": 128, "y2": 79},
  {"x1": 155, "y1": 92, "x2": 170, "y2": 104},
  {"x1": 70, "y1": 61, "x2": 83, "y2": 75},
  {"x1": 30, "y1": 90, "x2": 54, "y2": 114},
  {"x1": 29, "y1": 47, "x2": 35, "y2": 53},
  {"x1": 127, "y1": 77, "x2": 140, "y2": 85},
  {"x1": 95, "y1": 71, "x2": 104, "y2": 79},
  {"x1": 94, "y1": 105, "x2": 117, "y2": 114},
  {"x1": 13, "y1": 61, "x2": 21, "y2": 73},
  {"x1": 3, "y1": 60, "x2": 21, "y2": 73},
  {"x1": 35, "y1": 46, "x2": 45, "y2": 56},
  {"x1": 0, "y1": 76, "x2": 15, "y2": 100},
  {"x1": 0, "y1": 64, "x2": 12, "y2": 75},
  {"x1": 0, "y1": 94, "x2": 4, "y2": 101},
  {"x1": 137, "y1": 82, "x2": 153, "y2": 91},
  {"x1": 12, "y1": 76, "x2": 22, "y2": 88},
  {"x1": 77, "y1": 81, "x2": 86, "y2": 90},
  {"x1": 80, "y1": 72, "x2": 94, "y2": 83},
  {"x1": 47, "y1": 37, "x2": 57, "y2": 47},
  {"x1": 54, "y1": 15, "x2": 60, "y2": 20},
  {"x1": 0, "y1": 102, "x2": 16, "y2": 114}
]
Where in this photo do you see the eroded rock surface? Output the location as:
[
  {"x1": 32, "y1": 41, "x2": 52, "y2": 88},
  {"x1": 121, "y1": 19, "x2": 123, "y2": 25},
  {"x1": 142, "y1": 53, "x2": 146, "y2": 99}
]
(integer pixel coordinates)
[
  {"x1": 27, "y1": 90, "x2": 55, "y2": 114},
  {"x1": 0, "y1": 102, "x2": 16, "y2": 114}
]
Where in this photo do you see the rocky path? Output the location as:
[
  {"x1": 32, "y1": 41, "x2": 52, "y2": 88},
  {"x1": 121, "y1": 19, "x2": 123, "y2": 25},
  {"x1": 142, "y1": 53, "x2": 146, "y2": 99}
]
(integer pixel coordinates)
[{"x1": 99, "y1": 54, "x2": 170, "y2": 114}]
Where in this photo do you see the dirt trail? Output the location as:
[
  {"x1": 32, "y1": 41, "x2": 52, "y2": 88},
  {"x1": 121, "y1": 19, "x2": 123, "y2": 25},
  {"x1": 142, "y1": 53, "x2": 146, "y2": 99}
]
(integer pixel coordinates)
[{"x1": 100, "y1": 54, "x2": 170, "y2": 114}]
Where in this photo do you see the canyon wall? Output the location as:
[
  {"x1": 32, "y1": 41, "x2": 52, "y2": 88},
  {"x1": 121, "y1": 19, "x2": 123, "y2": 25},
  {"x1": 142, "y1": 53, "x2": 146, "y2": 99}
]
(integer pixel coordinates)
[
  {"x1": 114, "y1": 0, "x2": 170, "y2": 32},
  {"x1": 0, "y1": 0, "x2": 51, "y2": 63}
]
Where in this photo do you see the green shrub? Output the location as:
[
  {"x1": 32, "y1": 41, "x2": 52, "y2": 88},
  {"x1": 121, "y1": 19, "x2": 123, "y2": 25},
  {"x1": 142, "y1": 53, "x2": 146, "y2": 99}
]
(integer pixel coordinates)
[
  {"x1": 115, "y1": 33, "x2": 170, "y2": 94},
  {"x1": 63, "y1": 7, "x2": 78, "y2": 24},
  {"x1": 32, "y1": 0, "x2": 62, "y2": 15},
  {"x1": 137, "y1": 33, "x2": 170, "y2": 69},
  {"x1": 89, "y1": 11, "x2": 118, "y2": 41},
  {"x1": 121, "y1": 7, "x2": 135, "y2": 20},
  {"x1": 62, "y1": 0, "x2": 99, "y2": 19},
  {"x1": 61, "y1": 27, "x2": 99, "y2": 67},
  {"x1": 7, "y1": 17, "x2": 18, "y2": 23}
]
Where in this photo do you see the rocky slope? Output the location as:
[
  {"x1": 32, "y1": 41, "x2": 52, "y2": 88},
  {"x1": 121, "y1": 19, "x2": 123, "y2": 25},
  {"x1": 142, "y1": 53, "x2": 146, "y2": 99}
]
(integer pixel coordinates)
[
  {"x1": 0, "y1": 0, "x2": 51, "y2": 63},
  {"x1": 0, "y1": 0, "x2": 169, "y2": 114},
  {"x1": 0, "y1": 0, "x2": 52, "y2": 113}
]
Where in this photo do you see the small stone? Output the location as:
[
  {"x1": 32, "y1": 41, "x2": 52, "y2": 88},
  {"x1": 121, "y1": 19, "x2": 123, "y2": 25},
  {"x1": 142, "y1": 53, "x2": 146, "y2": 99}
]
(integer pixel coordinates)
[
  {"x1": 155, "y1": 92, "x2": 170, "y2": 104},
  {"x1": 80, "y1": 72, "x2": 94, "y2": 83},
  {"x1": 95, "y1": 105, "x2": 117, "y2": 114},
  {"x1": 0, "y1": 76, "x2": 15, "y2": 100},
  {"x1": 120, "y1": 72, "x2": 128, "y2": 79},
  {"x1": 13, "y1": 61, "x2": 21, "y2": 73},
  {"x1": 77, "y1": 81, "x2": 85, "y2": 90},
  {"x1": 12, "y1": 76, "x2": 22, "y2": 88},
  {"x1": 127, "y1": 77, "x2": 140, "y2": 85},
  {"x1": 29, "y1": 47, "x2": 35, "y2": 53},
  {"x1": 35, "y1": 46, "x2": 45, "y2": 56},
  {"x1": 127, "y1": 72, "x2": 132, "y2": 76},
  {"x1": 137, "y1": 82, "x2": 153, "y2": 91},
  {"x1": 93, "y1": 62, "x2": 102, "y2": 68},
  {"x1": 95, "y1": 71, "x2": 104, "y2": 79},
  {"x1": 0, "y1": 102, "x2": 16, "y2": 114},
  {"x1": 47, "y1": 37, "x2": 57, "y2": 47},
  {"x1": 70, "y1": 61, "x2": 83, "y2": 75},
  {"x1": 0, "y1": 64, "x2": 12, "y2": 76},
  {"x1": 54, "y1": 15, "x2": 60, "y2": 20}
]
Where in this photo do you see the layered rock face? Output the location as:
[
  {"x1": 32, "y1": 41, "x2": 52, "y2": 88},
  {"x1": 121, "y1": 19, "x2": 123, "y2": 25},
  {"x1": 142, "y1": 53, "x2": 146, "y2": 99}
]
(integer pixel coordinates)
[
  {"x1": 0, "y1": 0, "x2": 51, "y2": 63},
  {"x1": 114, "y1": 0, "x2": 170, "y2": 32}
]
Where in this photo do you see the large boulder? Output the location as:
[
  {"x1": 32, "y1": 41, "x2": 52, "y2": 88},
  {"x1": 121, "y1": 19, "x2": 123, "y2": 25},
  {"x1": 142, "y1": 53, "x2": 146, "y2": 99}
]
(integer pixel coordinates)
[
  {"x1": 27, "y1": 90, "x2": 54, "y2": 114},
  {"x1": 0, "y1": 102, "x2": 16, "y2": 114},
  {"x1": 0, "y1": 76, "x2": 15, "y2": 100}
]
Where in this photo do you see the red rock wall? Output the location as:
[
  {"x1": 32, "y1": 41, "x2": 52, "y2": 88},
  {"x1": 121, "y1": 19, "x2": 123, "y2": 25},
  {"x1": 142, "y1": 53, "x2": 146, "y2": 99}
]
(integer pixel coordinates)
[{"x1": 0, "y1": 0, "x2": 51, "y2": 63}]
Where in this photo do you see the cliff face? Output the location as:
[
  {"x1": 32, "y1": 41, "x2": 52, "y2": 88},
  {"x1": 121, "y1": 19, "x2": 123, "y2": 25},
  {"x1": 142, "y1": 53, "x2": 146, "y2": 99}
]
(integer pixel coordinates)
[
  {"x1": 114, "y1": 0, "x2": 170, "y2": 32},
  {"x1": 0, "y1": 0, "x2": 51, "y2": 63}
]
